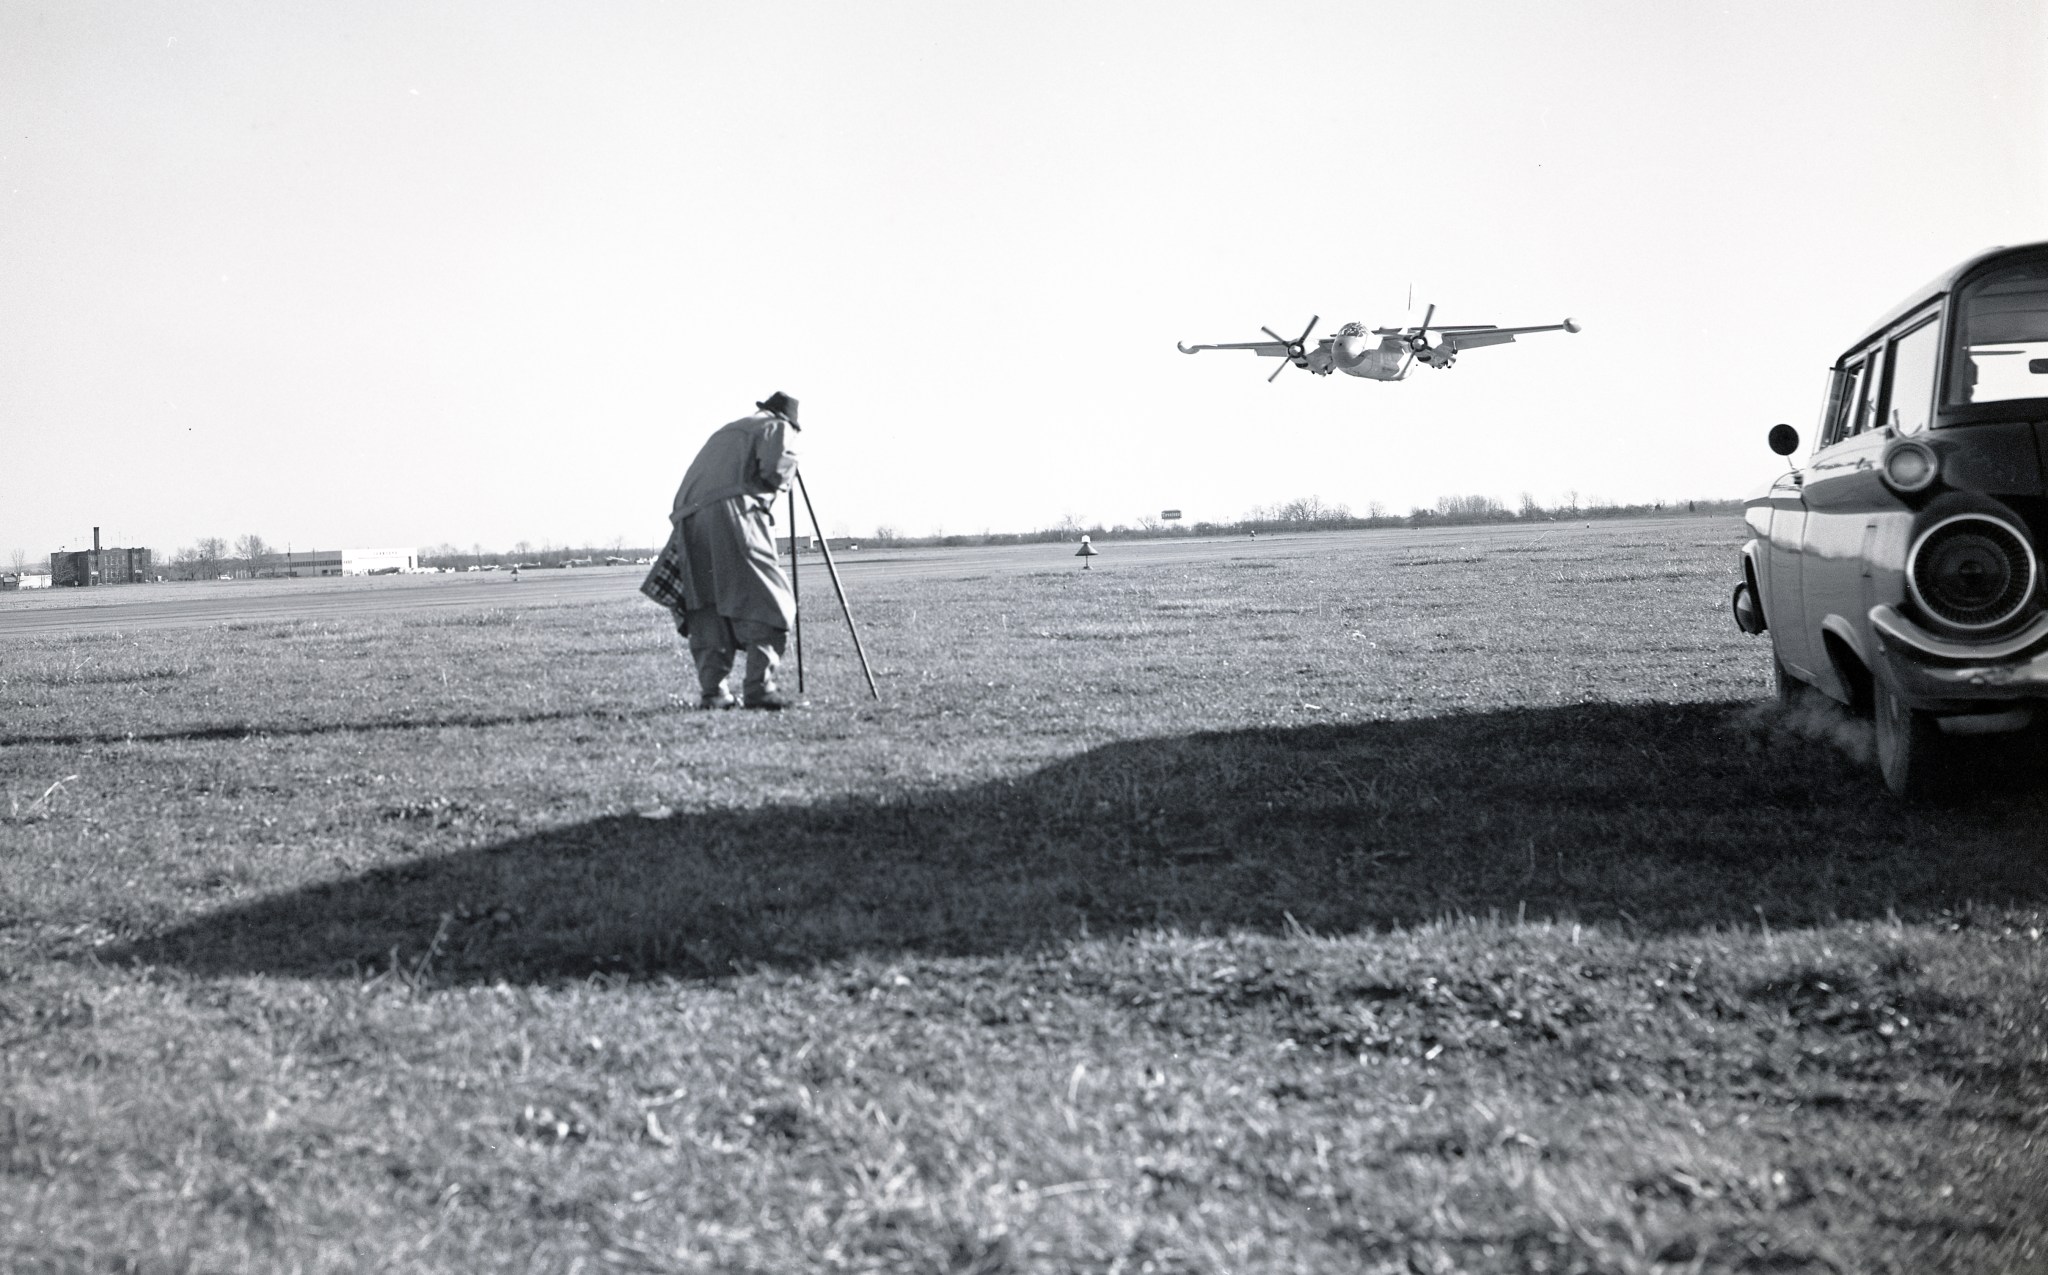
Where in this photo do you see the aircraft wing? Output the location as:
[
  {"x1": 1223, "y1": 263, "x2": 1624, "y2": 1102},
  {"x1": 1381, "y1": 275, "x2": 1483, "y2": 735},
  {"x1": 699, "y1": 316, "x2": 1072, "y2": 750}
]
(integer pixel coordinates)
[
  {"x1": 1437, "y1": 319, "x2": 1580, "y2": 354},
  {"x1": 1441, "y1": 329, "x2": 1520, "y2": 351},
  {"x1": 1177, "y1": 339, "x2": 1293, "y2": 357}
]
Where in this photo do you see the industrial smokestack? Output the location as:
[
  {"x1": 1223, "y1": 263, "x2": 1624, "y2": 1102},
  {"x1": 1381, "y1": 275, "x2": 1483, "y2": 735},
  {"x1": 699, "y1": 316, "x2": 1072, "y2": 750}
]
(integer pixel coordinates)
[{"x1": 93, "y1": 526, "x2": 101, "y2": 552}]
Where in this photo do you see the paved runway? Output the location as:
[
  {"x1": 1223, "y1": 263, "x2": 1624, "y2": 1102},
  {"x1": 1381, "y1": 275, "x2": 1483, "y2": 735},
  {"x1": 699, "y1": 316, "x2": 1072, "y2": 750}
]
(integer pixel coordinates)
[{"x1": 0, "y1": 518, "x2": 1726, "y2": 636}]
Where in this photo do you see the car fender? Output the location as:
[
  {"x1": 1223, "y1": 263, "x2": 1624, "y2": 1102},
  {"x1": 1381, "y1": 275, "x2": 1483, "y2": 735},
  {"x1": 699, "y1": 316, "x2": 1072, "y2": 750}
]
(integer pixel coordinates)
[
  {"x1": 1732, "y1": 539, "x2": 1768, "y2": 634},
  {"x1": 1816, "y1": 612, "x2": 1875, "y2": 709},
  {"x1": 1741, "y1": 535, "x2": 1766, "y2": 605},
  {"x1": 1821, "y1": 607, "x2": 1872, "y2": 666}
]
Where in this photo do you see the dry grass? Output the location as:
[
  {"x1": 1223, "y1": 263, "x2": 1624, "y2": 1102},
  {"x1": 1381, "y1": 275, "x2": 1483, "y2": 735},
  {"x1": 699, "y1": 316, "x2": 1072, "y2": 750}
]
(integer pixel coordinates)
[{"x1": 2, "y1": 518, "x2": 2044, "y2": 1273}]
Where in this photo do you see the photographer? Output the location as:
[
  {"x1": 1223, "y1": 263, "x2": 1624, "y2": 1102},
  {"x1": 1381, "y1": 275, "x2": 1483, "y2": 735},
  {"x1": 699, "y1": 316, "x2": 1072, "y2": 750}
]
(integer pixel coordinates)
[{"x1": 640, "y1": 392, "x2": 800, "y2": 710}]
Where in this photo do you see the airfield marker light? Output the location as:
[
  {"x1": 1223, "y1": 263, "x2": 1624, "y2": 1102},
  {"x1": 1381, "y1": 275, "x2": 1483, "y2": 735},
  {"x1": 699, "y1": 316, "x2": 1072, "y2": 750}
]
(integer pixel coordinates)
[{"x1": 1076, "y1": 535, "x2": 1098, "y2": 569}]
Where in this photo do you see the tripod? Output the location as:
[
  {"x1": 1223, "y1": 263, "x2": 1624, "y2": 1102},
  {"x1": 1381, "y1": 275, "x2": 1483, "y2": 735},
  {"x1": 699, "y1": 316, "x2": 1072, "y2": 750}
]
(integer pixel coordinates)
[{"x1": 786, "y1": 471, "x2": 880, "y2": 700}]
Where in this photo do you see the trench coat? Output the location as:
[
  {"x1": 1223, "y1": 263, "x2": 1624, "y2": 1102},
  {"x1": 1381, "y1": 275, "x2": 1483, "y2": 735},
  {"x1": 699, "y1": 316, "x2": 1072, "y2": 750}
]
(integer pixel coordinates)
[{"x1": 640, "y1": 412, "x2": 798, "y2": 634}]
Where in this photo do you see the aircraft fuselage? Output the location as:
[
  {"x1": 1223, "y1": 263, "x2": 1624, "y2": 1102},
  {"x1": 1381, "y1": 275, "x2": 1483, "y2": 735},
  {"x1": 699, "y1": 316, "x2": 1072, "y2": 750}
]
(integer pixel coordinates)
[
  {"x1": 1329, "y1": 331, "x2": 1411, "y2": 380},
  {"x1": 1274, "y1": 331, "x2": 1409, "y2": 380}
]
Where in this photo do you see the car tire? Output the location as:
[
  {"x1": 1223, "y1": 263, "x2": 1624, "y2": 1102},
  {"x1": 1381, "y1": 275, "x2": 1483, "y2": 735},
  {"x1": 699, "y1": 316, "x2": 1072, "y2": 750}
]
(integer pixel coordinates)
[{"x1": 1874, "y1": 679, "x2": 1943, "y2": 799}]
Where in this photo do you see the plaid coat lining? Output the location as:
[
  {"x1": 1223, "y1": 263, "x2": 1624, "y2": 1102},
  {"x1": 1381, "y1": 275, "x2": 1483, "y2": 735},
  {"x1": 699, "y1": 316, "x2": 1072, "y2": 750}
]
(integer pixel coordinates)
[{"x1": 639, "y1": 524, "x2": 690, "y2": 631}]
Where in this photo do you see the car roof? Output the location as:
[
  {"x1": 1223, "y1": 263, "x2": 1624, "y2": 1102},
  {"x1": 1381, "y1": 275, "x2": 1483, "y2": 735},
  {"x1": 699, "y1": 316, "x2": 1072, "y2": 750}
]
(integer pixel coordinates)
[{"x1": 1841, "y1": 240, "x2": 2048, "y2": 364}]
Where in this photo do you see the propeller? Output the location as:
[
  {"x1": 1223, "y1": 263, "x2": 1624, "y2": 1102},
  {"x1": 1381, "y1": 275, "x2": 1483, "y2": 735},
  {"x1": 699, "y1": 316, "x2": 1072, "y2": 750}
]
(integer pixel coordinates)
[
  {"x1": 1395, "y1": 302, "x2": 1437, "y2": 376},
  {"x1": 1406, "y1": 303, "x2": 1437, "y2": 354},
  {"x1": 1259, "y1": 315, "x2": 1319, "y2": 382}
]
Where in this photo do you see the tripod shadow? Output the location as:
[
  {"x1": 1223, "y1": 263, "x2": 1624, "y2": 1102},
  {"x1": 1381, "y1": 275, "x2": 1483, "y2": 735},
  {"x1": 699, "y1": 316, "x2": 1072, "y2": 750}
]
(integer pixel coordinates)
[{"x1": 114, "y1": 700, "x2": 2048, "y2": 983}]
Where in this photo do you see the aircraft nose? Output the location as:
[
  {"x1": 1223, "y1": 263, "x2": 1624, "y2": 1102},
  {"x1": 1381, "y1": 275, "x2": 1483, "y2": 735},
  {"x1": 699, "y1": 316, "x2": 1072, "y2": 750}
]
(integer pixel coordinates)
[{"x1": 1332, "y1": 332, "x2": 1370, "y2": 368}]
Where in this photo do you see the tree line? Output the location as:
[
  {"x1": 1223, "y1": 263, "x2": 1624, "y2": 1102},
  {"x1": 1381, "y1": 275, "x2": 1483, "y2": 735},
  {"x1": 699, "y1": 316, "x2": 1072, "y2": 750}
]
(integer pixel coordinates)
[
  {"x1": 159, "y1": 534, "x2": 274, "y2": 580},
  {"x1": 864, "y1": 493, "x2": 1742, "y2": 550},
  {"x1": 413, "y1": 540, "x2": 658, "y2": 571},
  {"x1": 136, "y1": 494, "x2": 1737, "y2": 579}
]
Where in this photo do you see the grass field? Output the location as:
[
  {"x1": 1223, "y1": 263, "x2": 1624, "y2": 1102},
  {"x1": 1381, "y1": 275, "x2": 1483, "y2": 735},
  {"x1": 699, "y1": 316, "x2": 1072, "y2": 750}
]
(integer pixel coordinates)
[{"x1": 3, "y1": 519, "x2": 2045, "y2": 1273}]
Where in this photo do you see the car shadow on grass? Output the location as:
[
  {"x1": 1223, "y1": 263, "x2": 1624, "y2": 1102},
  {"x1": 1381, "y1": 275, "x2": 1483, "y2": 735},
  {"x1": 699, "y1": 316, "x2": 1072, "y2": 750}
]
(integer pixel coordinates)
[{"x1": 114, "y1": 699, "x2": 2048, "y2": 983}]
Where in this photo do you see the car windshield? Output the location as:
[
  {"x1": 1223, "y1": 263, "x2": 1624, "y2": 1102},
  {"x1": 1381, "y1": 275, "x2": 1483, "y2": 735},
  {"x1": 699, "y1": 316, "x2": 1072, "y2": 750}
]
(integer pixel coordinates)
[{"x1": 1949, "y1": 257, "x2": 2048, "y2": 404}]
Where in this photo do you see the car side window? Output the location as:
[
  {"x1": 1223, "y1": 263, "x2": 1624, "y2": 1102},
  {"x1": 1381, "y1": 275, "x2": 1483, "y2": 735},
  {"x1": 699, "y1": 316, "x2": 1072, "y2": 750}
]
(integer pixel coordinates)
[
  {"x1": 1884, "y1": 315, "x2": 1941, "y2": 434},
  {"x1": 1853, "y1": 354, "x2": 1883, "y2": 437},
  {"x1": 1821, "y1": 360, "x2": 1866, "y2": 447},
  {"x1": 1949, "y1": 257, "x2": 2048, "y2": 404}
]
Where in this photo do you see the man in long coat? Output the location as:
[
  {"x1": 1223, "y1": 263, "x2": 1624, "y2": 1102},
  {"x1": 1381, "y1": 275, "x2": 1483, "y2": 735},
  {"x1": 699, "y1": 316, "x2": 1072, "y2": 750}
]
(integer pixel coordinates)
[{"x1": 641, "y1": 392, "x2": 800, "y2": 709}]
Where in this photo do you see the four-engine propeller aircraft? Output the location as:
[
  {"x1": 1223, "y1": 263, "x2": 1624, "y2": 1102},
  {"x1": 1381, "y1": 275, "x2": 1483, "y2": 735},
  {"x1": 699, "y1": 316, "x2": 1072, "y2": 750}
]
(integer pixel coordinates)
[{"x1": 1177, "y1": 305, "x2": 1581, "y2": 382}]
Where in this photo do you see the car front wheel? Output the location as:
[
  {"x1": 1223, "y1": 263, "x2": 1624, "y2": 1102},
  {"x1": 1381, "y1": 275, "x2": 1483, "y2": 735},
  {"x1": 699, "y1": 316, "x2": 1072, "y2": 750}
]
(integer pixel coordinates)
[{"x1": 1874, "y1": 680, "x2": 1944, "y2": 799}]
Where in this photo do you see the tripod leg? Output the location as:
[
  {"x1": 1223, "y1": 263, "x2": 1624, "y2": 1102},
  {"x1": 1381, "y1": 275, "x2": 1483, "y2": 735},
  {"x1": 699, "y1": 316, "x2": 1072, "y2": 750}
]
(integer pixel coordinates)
[
  {"x1": 795, "y1": 471, "x2": 880, "y2": 700},
  {"x1": 787, "y1": 485, "x2": 803, "y2": 694}
]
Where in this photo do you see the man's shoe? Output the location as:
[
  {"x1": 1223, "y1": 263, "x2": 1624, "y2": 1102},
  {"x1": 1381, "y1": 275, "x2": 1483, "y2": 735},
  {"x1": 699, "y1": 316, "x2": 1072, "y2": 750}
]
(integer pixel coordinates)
[
  {"x1": 742, "y1": 690, "x2": 790, "y2": 711},
  {"x1": 699, "y1": 692, "x2": 736, "y2": 711}
]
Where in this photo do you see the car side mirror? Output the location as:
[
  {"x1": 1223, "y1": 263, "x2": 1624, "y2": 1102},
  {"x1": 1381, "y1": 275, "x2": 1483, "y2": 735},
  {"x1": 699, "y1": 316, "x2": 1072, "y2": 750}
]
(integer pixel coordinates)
[{"x1": 1768, "y1": 424, "x2": 1800, "y2": 456}]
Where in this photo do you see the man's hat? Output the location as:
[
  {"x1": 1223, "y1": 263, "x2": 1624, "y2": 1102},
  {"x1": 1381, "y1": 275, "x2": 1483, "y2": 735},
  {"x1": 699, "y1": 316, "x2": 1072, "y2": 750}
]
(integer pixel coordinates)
[{"x1": 756, "y1": 391, "x2": 800, "y2": 429}]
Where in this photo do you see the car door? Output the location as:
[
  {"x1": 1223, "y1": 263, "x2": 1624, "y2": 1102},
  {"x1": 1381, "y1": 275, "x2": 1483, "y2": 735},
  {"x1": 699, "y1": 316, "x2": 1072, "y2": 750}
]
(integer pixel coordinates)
[
  {"x1": 1799, "y1": 349, "x2": 1892, "y2": 700},
  {"x1": 1769, "y1": 359, "x2": 1865, "y2": 682},
  {"x1": 1763, "y1": 467, "x2": 1813, "y2": 676}
]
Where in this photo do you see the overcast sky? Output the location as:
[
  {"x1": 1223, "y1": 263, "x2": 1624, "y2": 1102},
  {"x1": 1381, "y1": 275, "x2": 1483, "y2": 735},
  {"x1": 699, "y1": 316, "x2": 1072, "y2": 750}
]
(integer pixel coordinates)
[{"x1": 3, "y1": 1, "x2": 2044, "y2": 559}]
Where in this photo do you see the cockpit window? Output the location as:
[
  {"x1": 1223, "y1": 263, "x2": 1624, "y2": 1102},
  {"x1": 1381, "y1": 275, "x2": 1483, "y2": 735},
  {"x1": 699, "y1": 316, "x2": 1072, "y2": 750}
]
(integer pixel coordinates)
[{"x1": 1949, "y1": 258, "x2": 2048, "y2": 404}]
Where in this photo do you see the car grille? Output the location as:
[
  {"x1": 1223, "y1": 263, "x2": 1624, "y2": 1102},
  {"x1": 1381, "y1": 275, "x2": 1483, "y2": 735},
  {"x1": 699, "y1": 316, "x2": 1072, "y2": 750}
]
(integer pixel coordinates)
[{"x1": 1907, "y1": 514, "x2": 2037, "y2": 631}]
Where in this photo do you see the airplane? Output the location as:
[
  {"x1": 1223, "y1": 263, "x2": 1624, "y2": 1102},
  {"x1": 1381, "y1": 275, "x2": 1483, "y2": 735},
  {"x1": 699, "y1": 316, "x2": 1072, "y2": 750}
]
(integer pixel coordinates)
[{"x1": 1177, "y1": 305, "x2": 1581, "y2": 382}]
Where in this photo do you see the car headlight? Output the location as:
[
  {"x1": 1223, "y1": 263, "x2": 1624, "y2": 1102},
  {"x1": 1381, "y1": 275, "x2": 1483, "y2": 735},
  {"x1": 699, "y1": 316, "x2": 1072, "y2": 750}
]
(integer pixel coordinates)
[
  {"x1": 1907, "y1": 513, "x2": 2037, "y2": 631},
  {"x1": 1881, "y1": 440, "x2": 1939, "y2": 494}
]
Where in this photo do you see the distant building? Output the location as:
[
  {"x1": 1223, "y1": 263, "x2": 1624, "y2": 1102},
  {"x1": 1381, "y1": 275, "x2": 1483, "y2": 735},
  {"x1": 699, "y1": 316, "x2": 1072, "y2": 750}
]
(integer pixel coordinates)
[
  {"x1": 51, "y1": 546, "x2": 151, "y2": 586},
  {"x1": 277, "y1": 550, "x2": 342, "y2": 576},
  {"x1": 48, "y1": 527, "x2": 151, "y2": 586},
  {"x1": 276, "y1": 548, "x2": 422, "y2": 577}
]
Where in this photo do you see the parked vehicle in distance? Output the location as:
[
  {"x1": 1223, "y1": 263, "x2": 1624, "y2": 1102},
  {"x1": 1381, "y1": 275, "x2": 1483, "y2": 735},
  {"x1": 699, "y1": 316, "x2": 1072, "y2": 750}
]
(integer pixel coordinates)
[{"x1": 1732, "y1": 241, "x2": 2048, "y2": 796}]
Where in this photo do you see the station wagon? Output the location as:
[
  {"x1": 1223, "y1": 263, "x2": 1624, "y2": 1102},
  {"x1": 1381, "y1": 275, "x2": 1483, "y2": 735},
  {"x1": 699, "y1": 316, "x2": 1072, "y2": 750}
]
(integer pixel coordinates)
[{"x1": 1731, "y1": 241, "x2": 2048, "y2": 795}]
